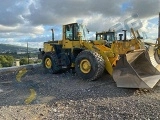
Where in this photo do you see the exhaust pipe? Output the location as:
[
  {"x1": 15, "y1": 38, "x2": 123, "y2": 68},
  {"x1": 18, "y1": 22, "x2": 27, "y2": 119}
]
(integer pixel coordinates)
[
  {"x1": 122, "y1": 30, "x2": 127, "y2": 41},
  {"x1": 119, "y1": 34, "x2": 123, "y2": 40},
  {"x1": 51, "y1": 29, "x2": 54, "y2": 41}
]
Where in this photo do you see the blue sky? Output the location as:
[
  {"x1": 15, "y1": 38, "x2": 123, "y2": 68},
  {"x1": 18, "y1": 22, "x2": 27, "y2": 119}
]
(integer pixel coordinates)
[{"x1": 0, "y1": 0, "x2": 159, "y2": 48}]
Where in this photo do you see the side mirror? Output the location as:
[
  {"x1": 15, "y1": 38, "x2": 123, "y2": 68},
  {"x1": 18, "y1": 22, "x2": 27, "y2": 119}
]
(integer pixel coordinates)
[{"x1": 39, "y1": 48, "x2": 41, "y2": 52}]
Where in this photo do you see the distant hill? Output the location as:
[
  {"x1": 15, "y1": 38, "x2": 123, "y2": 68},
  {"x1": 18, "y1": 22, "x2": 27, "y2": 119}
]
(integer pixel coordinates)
[{"x1": 0, "y1": 44, "x2": 38, "y2": 53}]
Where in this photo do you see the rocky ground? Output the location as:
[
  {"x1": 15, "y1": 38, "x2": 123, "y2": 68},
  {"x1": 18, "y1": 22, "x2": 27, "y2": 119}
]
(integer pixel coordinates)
[{"x1": 0, "y1": 66, "x2": 160, "y2": 120}]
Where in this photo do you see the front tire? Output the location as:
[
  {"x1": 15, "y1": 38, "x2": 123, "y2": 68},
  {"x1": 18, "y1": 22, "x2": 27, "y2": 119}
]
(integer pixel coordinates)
[{"x1": 75, "y1": 50, "x2": 105, "y2": 81}]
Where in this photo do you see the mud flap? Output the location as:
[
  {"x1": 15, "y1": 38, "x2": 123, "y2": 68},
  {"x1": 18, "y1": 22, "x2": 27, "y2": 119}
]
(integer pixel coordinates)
[{"x1": 113, "y1": 50, "x2": 160, "y2": 88}]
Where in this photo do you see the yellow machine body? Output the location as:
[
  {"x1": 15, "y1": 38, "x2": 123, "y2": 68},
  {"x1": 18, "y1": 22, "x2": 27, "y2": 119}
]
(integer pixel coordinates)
[{"x1": 39, "y1": 22, "x2": 160, "y2": 89}]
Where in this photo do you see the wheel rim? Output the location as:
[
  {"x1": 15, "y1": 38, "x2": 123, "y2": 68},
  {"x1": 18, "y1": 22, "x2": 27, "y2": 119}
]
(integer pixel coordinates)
[
  {"x1": 45, "y1": 58, "x2": 52, "y2": 69},
  {"x1": 80, "y1": 59, "x2": 91, "y2": 73}
]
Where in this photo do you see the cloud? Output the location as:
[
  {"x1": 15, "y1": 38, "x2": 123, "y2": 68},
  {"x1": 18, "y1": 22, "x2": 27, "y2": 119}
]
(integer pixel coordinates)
[
  {"x1": 76, "y1": 14, "x2": 121, "y2": 32},
  {"x1": 0, "y1": 24, "x2": 44, "y2": 33},
  {"x1": 0, "y1": 0, "x2": 159, "y2": 48},
  {"x1": 24, "y1": 0, "x2": 126, "y2": 25},
  {"x1": 0, "y1": 0, "x2": 28, "y2": 26},
  {"x1": 140, "y1": 19, "x2": 158, "y2": 40},
  {"x1": 0, "y1": 0, "x2": 45, "y2": 42},
  {"x1": 126, "y1": 0, "x2": 160, "y2": 18}
]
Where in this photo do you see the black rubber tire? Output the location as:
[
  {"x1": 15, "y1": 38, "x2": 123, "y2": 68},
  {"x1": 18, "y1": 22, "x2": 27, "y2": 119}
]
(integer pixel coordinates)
[
  {"x1": 42, "y1": 52, "x2": 61, "y2": 73},
  {"x1": 75, "y1": 50, "x2": 105, "y2": 81}
]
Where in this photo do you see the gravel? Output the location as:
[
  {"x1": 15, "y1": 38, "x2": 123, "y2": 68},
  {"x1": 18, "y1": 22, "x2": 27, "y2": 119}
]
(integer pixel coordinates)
[{"x1": 0, "y1": 66, "x2": 160, "y2": 120}]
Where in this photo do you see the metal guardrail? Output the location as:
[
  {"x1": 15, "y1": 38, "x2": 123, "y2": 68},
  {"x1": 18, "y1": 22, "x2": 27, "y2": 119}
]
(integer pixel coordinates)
[{"x1": 0, "y1": 64, "x2": 42, "y2": 74}]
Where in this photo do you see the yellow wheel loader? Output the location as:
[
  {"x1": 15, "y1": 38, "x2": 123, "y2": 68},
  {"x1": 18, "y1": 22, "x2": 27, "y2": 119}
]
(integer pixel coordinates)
[
  {"x1": 38, "y1": 22, "x2": 160, "y2": 88},
  {"x1": 95, "y1": 28, "x2": 160, "y2": 88}
]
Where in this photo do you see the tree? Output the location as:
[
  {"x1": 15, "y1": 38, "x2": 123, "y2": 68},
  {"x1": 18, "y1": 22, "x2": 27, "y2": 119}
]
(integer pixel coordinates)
[
  {"x1": 20, "y1": 58, "x2": 34, "y2": 65},
  {"x1": 34, "y1": 59, "x2": 42, "y2": 64},
  {"x1": 0, "y1": 55, "x2": 14, "y2": 67},
  {"x1": 29, "y1": 59, "x2": 34, "y2": 64},
  {"x1": 20, "y1": 58, "x2": 28, "y2": 65},
  {"x1": 4, "y1": 55, "x2": 14, "y2": 66},
  {"x1": 0, "y1": 64, "x2": 2, "y2": 68}
]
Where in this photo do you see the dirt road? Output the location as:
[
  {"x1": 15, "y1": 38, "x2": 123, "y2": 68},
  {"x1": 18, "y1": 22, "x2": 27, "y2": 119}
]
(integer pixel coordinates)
[{"x1": 0, "y1": 67, "x2": 160, "y2": 119}]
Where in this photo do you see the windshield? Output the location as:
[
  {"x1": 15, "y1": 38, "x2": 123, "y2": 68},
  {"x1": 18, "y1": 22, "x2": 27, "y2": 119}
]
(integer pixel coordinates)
[{"x1": 77, "y1": 24, "x2": 88, "y2": 40}]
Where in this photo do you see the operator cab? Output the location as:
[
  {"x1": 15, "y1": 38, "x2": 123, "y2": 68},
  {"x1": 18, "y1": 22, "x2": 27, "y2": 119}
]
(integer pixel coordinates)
[
  {"x1": 96, "y1": 31, "x2": 115, "y2": 42},
  {"x1": 96, "y1": 31, "x2": 116, "y2": 47},
  {"x1": 64, "y1": 23, "x2": 88, "y2": 41}
]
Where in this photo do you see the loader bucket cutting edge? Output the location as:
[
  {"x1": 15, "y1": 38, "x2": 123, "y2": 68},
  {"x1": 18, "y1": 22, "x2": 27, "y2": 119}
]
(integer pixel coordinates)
[{"x1": 113, "y1": 50, "x2": 160, "y2": 88}]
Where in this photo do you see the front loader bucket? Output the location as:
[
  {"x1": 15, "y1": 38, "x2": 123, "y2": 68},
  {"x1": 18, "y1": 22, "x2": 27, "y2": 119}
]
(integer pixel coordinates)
[{"x1": 113, "y1": 50, "x2": 160, "y2": 88}]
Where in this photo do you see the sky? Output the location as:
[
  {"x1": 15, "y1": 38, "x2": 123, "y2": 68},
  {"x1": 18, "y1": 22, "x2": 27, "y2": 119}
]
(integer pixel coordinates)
[{"x1": 0, "y1": 0, "x2": 160, "y2": 48}]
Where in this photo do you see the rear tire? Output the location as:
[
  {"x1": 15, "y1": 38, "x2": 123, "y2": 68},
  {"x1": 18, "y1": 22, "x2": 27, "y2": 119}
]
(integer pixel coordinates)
[
  {"x1": 43, "y1": 52, "x2": 61, "y2": 73},
  {"x1": 75, "y1": 50, "x2": 105, "y2": 81}
]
